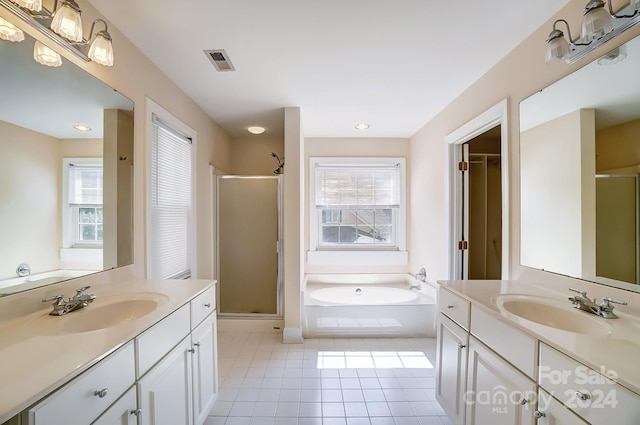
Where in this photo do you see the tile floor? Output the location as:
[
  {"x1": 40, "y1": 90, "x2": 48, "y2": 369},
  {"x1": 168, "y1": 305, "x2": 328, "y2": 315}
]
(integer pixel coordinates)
[{"x1": 205, "y1": 332, "x2": 453, "y2": 425}]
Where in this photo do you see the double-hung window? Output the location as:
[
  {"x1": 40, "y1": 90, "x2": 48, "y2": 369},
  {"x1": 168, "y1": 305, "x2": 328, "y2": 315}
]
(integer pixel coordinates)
[
  {"x1": 63, "y1": 160, "x2": 104, "y2": 248},
  {"x1": 148, "y1": 111, "x2": 193, "y2": 279},
  {"x1": 309, "y1": 157, "x2": 407, "y2": 265}
]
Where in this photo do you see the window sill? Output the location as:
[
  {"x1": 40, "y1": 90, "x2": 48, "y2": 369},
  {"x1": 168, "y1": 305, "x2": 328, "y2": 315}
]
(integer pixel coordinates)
[{"x1": 307, "y1": 250, "x2": 408, "y2": 266}]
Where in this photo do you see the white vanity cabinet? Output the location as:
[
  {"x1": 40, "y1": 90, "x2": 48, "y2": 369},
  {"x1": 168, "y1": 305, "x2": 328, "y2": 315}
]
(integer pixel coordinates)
[
  {"x1": 534, "y1": 389, "x2": 588, "y2": 425},
  {"x1": 436, "y1": 289, "x2": 470, "y2": 425},
  {"x1": 7, "y1": 284, "x2": 218, "y2": 425}
]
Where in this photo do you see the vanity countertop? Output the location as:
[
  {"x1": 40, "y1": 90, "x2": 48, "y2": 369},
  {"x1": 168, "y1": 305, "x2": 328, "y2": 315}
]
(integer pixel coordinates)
[
  {"x1": 0, "y1": 278, "x2": 214, "y2": 423},
  {"x1": 438, "y1": 280, "x2": 640, "y2": 396}
]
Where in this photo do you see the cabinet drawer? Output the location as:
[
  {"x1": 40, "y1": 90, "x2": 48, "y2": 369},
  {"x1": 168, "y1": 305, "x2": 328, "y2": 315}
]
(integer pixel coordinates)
[
  {"x1": 26, "y1": 342, "x2": 135, "y2": 425},
  {"x1": 536, "y1": 389, "x2": 588, "y2": 425},
  {"x1": 92, "y1": 386, "x2": 137, "y2": 425},
  {"x1": 470, "y1": 305, "x2": 537, "y2": 379},
  {"x1": 439, "y1": 288, "x2": 470, "y2": 330},
  {"x1": 136, "y1": 303, "x2": 190, "y2": 377},
  {"x1": 190, "y1": 285, "x2": 215, "y2": 329},
  {"x1": 539, "y1": 344, "x2": 640, "y2": 425}
]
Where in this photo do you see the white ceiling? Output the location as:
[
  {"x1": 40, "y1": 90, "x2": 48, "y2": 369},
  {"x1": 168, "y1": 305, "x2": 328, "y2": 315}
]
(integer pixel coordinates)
[{"x1": 88, "y1": 0, "x2": 572, "y2": 140}]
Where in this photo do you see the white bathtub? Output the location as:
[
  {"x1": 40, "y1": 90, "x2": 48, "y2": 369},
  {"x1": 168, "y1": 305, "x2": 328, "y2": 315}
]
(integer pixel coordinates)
[
  {"x1": 0, "y1": 270, "x2": 98, "y2": 294},
  {"x1": 302, "y1": 274, "x2": 437, "y2": 338}
]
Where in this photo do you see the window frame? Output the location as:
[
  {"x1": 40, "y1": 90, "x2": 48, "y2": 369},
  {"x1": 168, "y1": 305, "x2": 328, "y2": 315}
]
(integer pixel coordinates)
[{"x1": 308, "y1": 157, "x2": 407, "y2": 265}]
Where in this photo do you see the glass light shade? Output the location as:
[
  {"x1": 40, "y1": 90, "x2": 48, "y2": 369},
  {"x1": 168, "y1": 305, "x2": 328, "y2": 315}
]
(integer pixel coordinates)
[
  {"x1": 10, "y1": 0, "x2": 42, "y2": 12},
  {"x1": 88, "y1": 33, "x2": 114, "y2": 66},
  {"x1": 0, "y1": 17, "x2": 25, "y2": 42},
  {"x1": 632, "y1": 0, "x2": 640, "y2": 11},
  {"x1": 51, "y1": 2, "x2": 83, "y2": 42},
  {"x1": 581, "y1": 3, "x2": 614, "y2": 41},
  {"x1": 33, "y1": 40, "x2": 62, "y2": 67},
  {"x1": 546, "y1": 36, "x2": 570, "y2": 64},
  {"x1": 597, "y1": 44, "x2": 627, "y2": 65}
]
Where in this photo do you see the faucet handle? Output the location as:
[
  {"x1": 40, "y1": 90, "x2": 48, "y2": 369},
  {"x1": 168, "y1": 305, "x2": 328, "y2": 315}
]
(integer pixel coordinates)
[
  {"x1": 42, "y1": 295, "x2": 64, "y2": 305},
  {"x1": 75, "y1": 286, "x2": 91, "y2": 295},
  {"x1": 569, "y1": 288, "x2": 588, "y2": 297},
  {"x1": 601, "y1": 297, "x2": 627, "y2": 307}
]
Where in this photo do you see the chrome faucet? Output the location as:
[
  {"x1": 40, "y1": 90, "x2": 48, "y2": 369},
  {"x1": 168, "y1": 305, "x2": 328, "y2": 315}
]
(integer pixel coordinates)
[
  {"x1": 411, "y1": 268, "x2": 427, "y2": 290},
  {"x1": 568, "y1": 288, "x2": 627, "y2": 319},
  {"x1": 42, "y1": 286, "x2": 96, "y2": 316}
]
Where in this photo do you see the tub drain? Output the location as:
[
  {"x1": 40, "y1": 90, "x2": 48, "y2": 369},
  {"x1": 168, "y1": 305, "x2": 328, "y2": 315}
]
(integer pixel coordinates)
[{"x1": 355, "y1": 288, "x2": 363, "y2": 295}]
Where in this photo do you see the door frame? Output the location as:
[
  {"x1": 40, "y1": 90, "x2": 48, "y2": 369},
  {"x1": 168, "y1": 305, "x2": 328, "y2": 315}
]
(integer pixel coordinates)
[{"x1": 445, "y1": 99, "x2": 510, "y2": 280}]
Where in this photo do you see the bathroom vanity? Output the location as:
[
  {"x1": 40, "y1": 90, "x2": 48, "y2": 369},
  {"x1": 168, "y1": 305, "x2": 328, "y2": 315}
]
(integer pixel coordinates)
[
  {"x1": 436, "y1": 280, "x2": 640, "y2": 425},
  {"x1": 0, "y1": 278, "x2": 218, "y2": 425}
]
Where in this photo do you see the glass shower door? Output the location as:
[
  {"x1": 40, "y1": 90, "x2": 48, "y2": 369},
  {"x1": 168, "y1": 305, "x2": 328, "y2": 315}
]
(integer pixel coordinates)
[{"x1": 217, "y1": 176, "x2": 281, "y2": 317}]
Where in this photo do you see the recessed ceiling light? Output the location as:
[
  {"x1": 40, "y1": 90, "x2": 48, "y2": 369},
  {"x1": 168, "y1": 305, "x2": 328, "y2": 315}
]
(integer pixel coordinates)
[
  {"x1": 247, "y1": 126, "x2": 266, "y2": 135},
  {"x1": 73, "y1": 124, "x2": 92, "y2": 132},
  {"x1": 355, "y1": 123, "x2": 370, "y2": 130}
]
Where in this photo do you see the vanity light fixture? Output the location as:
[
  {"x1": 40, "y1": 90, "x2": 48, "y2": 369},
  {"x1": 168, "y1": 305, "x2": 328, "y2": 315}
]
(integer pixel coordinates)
[
  {"x1": 0, "y1": 16, "x2": 24, "y2": 41},
  {"x1": 33, "y1": 39, "x2": 62, "y2": 66},
  {"x1": 0, "y1": 0, "x2": 115, "y2": 67},
  {"x1": 247, "y1": 126, "x2": 266, "y2": 135},
  {"x1": 545, "y1": 0, "x2": 640, "y2": 64}
]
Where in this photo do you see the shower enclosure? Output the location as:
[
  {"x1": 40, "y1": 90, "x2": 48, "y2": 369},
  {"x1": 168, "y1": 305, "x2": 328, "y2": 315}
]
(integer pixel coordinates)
[{"x1": 216, "y1": 176, "x2": 282, "y2": 317}]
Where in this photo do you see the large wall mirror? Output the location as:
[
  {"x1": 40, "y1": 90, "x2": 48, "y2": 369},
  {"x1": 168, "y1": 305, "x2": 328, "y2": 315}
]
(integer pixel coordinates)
[
  {"x1": 0, "y1": 14, "x2": 134, "y2": 296},
  {"x1": 520, "y1": 33, "x2": 640, "y2": 293}
]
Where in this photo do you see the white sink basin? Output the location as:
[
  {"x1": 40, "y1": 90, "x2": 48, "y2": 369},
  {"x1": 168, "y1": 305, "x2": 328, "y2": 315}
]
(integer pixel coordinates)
[
  {"x1": 495, "y1": 294, "x2": 613, "y2": 336},
  {"x1": 25, "y1": 293, "x2": 169, "y2": 335}
]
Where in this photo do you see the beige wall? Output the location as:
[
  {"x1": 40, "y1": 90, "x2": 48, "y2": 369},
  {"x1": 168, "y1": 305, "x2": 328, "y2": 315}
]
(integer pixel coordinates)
[
  {"x1": 597, "y1": 117, "x2": 640, "y2": 172},
  {"x1": 0, "y1": 1, "x2": 233, "y2": 281},
  {"x1": 409, "y1": 0, "x2": 640, "y2": 312},
  {"x1": 230, "y1": 136, "x2": 284, "y2": 175}
]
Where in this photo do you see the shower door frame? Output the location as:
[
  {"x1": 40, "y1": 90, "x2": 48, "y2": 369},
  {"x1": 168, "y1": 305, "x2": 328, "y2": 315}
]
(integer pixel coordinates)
[{"x1": 216, "y1": 175, "x2": 283, "y2": 319}]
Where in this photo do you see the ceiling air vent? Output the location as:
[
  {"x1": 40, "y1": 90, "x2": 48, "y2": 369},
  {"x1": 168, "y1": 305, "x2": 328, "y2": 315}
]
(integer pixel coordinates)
[{"x1": 204, "y1": 49, "x2": 236, "y2": 72}]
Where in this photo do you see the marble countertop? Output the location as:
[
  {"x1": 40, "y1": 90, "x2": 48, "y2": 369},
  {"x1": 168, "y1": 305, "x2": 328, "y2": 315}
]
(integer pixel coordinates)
[
  {"x1": 0, "y1": 278, "x2": 214, "y2": 423},
  {"x1": 438, "y1": 280, "x2": 640, "y2": 396}
]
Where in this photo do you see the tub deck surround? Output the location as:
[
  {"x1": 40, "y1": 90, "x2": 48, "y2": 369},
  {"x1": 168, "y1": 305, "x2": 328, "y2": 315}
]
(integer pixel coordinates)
[
  {"x1": 302, "y1": 273, "x2": 437, "y2": 338},
  {"x1": 0, "y1": 278, "x2": 214, "y2": 423},
  {"x1": 438, "y1": 279, "x2": 640, "y2": 396}
]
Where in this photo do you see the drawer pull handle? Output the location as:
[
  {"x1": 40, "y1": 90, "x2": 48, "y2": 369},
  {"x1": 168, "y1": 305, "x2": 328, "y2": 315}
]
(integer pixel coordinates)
[
  {"x1": 204, "y1": 303, "x2": 212, "y2": 308},
  {"x1": 188, "y1": 348, "x2": 196, "y2": 353},
  {"x1": 130, "y1": 408, "x2": 143, "y2": 417},
  {"x1": 575, "y1": 391, "x2": 590, "y2": 401},
  {"x1": 534, "y1": 410, "x2": 545, "y2": 419},
  {"x1": 458, "y1": 344, "x2": 466, "y2": 349},
  {"x1": 447, "y1": 304, "x2": 454, "y2": 309},
  {"x1": 519, "y1": 397, "x2": 528, "y2": 405},
  {"x1": 94, "y1": 388, "x2": 109, "y2": 398},
  {"x1": 194, "y1": 342, "x2": 201, "y2": 347}
]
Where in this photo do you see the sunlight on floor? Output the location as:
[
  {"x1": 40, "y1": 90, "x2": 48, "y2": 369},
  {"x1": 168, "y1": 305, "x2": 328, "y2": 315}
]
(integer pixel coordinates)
[{"x1": 317, "y1": 351, "x2": 434, "y2": 369}]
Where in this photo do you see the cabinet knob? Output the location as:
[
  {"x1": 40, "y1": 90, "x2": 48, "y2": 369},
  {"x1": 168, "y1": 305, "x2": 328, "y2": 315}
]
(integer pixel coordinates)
[
  {"x1": 204, "y1": 303, "x2": 211, "y2": 308},
  {"x1": 188, "y1": 348, "x2": 196, "y2": 353},
  {"x1": 130, "y1": 408, "x2": 143, "y2": 417},
  {"x1": 447, "y1": 304, "x2": 454, "y2": 309},
  {"x1": 575, "y1": 391, "x2": 590, "y2": 401},
  {"x1": 194, "y1": 342, "x2": 201, "y2": 347},
  {"x1": 518, "y1": 397, "x2": 528, "y2": 405},
  {"x1": 534, "y1": 410, "x2": 546, "y2": 419},
  {"x1": 458, "y1": 344, "x2": 466, "y2": 349},
  {"x1": 94, "y1": 388, "x2": 109, "y2": 398}
]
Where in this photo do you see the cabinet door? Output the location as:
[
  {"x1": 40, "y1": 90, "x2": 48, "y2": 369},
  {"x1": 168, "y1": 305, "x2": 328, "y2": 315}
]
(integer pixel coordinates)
[
  {"x1": 191, "y1": 313, "x2": 218, "y2": 425},
  {"x1": 466, "y1": 336, "x2": 536, "y2": 425},
  {"x1": 138, "y1": 337, "x2": 193, "y2": 425},
  {"x1": 92, "y1": 387, "x2": 138, "y2": 425},
  {"x1": 436, "y1": 313, "x2": 468, "y2": 425}
]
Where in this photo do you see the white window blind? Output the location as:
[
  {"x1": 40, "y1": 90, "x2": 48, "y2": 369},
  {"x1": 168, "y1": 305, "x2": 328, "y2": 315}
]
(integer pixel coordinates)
[
  {"x1": 68, "y1": 164, "x2": 103, "y2": 205},
  {"x1": 315, "y1": 163, "x2": 401, "y2": 209},
  {"x1": 148, "y1": 114, "x2": 192, "y2": 279}
]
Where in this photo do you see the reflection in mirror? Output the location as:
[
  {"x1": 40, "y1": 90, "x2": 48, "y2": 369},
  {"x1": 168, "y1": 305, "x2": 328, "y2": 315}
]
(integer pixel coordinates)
[
  {"x1": 0, "y1": 14, "x2": 134, "y2": 296},
  {"x1": 520, "y1": 33, "x2": 640, "y2": 293}
]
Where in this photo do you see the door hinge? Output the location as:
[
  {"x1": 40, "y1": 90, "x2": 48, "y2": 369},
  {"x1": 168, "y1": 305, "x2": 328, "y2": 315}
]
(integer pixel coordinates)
[
  {"x1": 458, "y1": 161, "x2": 468, "y2": 171},
  {"x1": 458, "y1": 240, "x2": 468, "y2": 250}
]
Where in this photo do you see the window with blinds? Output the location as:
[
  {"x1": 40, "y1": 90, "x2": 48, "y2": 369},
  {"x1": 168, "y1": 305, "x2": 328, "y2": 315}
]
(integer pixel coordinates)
[
  {"x1": 314, "y1": 162, "x2": 402, "y2": 248},
  {"x1": 148, "y1": 114, "x2": 193, "y2": 279},
  {"x1": 67, "y1": 163, "x2": 103, "y2": 245}
]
